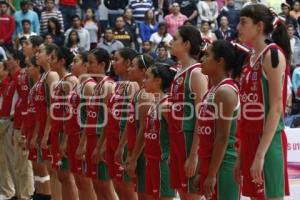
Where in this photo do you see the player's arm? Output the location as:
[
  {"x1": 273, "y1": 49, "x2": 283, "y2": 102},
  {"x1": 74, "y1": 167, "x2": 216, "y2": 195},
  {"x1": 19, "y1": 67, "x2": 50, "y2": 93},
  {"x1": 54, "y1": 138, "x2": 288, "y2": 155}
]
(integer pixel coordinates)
[{"x1": 185, "y1": 68, "x2": 208, "y2": 177}]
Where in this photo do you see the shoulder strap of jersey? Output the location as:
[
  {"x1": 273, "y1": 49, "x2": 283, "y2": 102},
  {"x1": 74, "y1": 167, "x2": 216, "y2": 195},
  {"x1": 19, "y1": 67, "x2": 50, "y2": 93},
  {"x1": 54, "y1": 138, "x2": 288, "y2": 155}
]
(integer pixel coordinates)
[{"x1": 80, "y1": 77, "x2": 95, "y2": 95}]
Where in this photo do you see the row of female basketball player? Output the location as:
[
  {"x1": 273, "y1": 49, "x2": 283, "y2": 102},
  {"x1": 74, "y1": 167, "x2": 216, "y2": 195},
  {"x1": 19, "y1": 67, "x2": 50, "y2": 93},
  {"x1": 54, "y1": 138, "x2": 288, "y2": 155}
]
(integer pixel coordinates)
[{"x1": 21, "y1": 4, "x2": 290, "y2": 200}]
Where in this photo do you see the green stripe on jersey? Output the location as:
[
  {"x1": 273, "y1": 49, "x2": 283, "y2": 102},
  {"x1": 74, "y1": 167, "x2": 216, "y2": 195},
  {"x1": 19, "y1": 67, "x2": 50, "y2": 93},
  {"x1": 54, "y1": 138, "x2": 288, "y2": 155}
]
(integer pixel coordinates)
[
  {"x1": 183, "y1": 70, "x2": 196, "y2": 155},
  {"x1": 160, "y1": 116, "x2": 171, "y2": 160}
]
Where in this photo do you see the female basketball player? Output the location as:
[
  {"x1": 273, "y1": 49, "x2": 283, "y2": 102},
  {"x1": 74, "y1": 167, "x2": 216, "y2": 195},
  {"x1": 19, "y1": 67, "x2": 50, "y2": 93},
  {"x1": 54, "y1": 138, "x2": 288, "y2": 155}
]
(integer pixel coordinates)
[
  {"x1": 169, "y1": 25, "x2": 208, "y2": 200},
  {"x1": 236, "y1": 4, "x2": 290, "y2": 200},
  {"x1": 96, "y1": 48, "x2": 139, "y2": 200},
  {"x1": 115, "y1": 54, "x2": 154, "y2": 200},
  {"x1": 62, "y1": 51, "x2": 97, "y2": 200},
  {"x1": 47, "y1": 46, "x2": 79, "y2": 200},
  {"x1": 35, "y1": 43, "x2": 61, "y2": 200},
  {"x1": 195, "y1": 40, "x2": 248, "y2": 200},
  {"x1": 83, "y1": 48, "x2": 117, "y2": 200},
  {"x1": 143, "y1": 63, "x2": 177, "y2": 200}
]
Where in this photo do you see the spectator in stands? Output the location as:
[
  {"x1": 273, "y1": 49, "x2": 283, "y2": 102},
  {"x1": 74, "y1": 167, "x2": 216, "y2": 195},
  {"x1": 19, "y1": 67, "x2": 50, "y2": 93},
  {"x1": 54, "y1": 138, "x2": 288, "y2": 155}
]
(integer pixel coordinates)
[
  {"x1": 149, "y1": 22, "x2": 173, "y2": 50},
  {"x1": 66, "y1": 30, "x2": 84, "y2": 55},
  {"x1": 43, "y1": 33, "x2": 54, "y2": 43},
  {"x1": 15, "y1": 19, "x2": 37, "y2": 49},
  {"x1": 279, "y1": 2, "x2": 298, "y2": 28},
  {"x1": 290, "y1": 0, "x2": 300, "y2": 20},
  {"x1": 104, "y1": 0, "x2": 128, "y2": 27},
  {"x1": 97, "y1": 27, "x2": 124, "y2": 54},
  {"x1": 79, "y1": 0, "x2": 100, "y2": 21},
  {"x1": 128, "y1": 0, "x2": 154, "y2": 23},
  {"x1": 0, "y1": 0, "x2": 15, "y2": 51},
  {"x1": 178, "y1": 0, "x2": 199, "y2": 25},
  {"x1": 31, "y1": 0, "x2": 44, "y2": 16},
  {"x1": 154, "y1": 43, "x2": 175, "y2": 65},
  {"x1": 14, "y1": 0, "x2": 40, "y2": 39},
  {"x1": 164, "y1": 2, "x2": 188, "y2": 36},
  {"x1": 139, "y1": 10, "x2": 158, "y2": 42},
  {"x1": 46, "y1": 17, "x2": 65, "y2": 46},
  {"x1": 200, "y1": 20, "x2": 217, "y2": 43},
  {"x1": 113, "y1": 16, "x2": 135, "y2": 49},
  {"x1": 124, "y1": 8, "x2": 139, "y2": 49},
  {"x1": 65, "y1": 15, "x2": 90, "y2": 51},
  {"x1": 287, "y1": 24, "x2": 300, "y2": 72},
  {"x1": 293, "y1": 67, "x2": 300, "y2": 101},
  {"x1": 214, "y1": 15, "x2": 236, "y2": 41},
  {"x1": 141, "y1": 40, "x2": 156, "y2": 58},
  {"x1": 59, "y1": 0, "x2": 77, "y2": 30},
  {"x1": 197, "y1": 0, "x2": 219, "y2": 28},
  {"x1": 83, "y1": 8, "x2": 99, "y2": 50},
  {"x1": 295, "y1": 17, "x2": 300, "y2": 38},
  {"x1": 40, "y1": 0, "x2": 64, "y2": 34},
  {"x1": 218, "y1": 0, "x2": 240, "y2": 30}
]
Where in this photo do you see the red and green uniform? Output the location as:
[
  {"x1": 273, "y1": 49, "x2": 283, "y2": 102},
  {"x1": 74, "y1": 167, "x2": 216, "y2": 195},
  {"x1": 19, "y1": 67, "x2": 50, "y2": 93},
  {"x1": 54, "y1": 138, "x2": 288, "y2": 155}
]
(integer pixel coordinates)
[
  {"x1": 63, "y1": 78, "x2": 94, "y2": 174},
  {"x1": 50, "y1": 73, "x2": 74, "y2": 169},
  {"x1": 197, "y1": 78, "x2": 239, "y2": 200},
  {"x1": 239, "y1": 44, "x2": 289, "y2": 198},
  {"x1": 84, "y1": 76, "x2": 113, "y2": 180},
  {"x1": 168, "y1": 63, "x2": 201, "y2": 192},
  {"x1": 26, "y1": 81, "x2": 38, "y2": 161},
  {"x1": 126, "y1": 89, "x2": 146, "y2": 192},
  {"x1": 34, "y1": 71, "x2": 51, "y2": 162},
  {"x1": 144, "y1": 96, "x2": 175, "y2": 198},
  {"x1": 106, "y1": 81, "x2": 130, "y2": 180},
  {"x1": 14, "y1": 68, "x2": 30, "y2": 130}
]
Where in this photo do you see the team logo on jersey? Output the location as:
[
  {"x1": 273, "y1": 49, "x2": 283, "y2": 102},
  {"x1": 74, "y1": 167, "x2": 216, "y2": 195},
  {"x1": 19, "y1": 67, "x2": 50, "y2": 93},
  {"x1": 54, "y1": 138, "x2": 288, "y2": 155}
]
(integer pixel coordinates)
[
  {"x1": 251, "y1": 84, "x2": 258, "y2": 92},
  {"x1": 176, "y1": 77, "x2": 184, "y2": 85},
  {"x1": 173, "y1": 85, "x2": 179, "y2": 93},
  {"x1": 252, "y1": 72, "x2": 257, "y2": 81},
  {"x1": 253, "y1": 62, "x2": 259, "y2": 70}
]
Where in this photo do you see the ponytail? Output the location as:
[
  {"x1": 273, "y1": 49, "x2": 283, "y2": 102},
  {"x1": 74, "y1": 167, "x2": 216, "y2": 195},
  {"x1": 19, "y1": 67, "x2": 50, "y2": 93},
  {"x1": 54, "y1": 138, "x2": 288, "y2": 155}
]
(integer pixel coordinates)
[
  {"x1": 271, "y1": 22, "x2": 291, "y2": 61},
  {"x1": 240, "y1": 4, "x2": 291, "y2": 61},
  {"x1": 149, "y1": 63, "x2": 177, "y2": 92}
]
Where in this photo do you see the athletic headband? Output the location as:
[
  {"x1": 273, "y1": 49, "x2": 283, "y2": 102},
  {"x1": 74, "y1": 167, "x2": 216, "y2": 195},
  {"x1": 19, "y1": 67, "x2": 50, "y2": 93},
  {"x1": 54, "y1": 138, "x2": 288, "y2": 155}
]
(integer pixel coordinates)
[{"x1": 269, "y1": 8, "x2": 286, "y2": 29}]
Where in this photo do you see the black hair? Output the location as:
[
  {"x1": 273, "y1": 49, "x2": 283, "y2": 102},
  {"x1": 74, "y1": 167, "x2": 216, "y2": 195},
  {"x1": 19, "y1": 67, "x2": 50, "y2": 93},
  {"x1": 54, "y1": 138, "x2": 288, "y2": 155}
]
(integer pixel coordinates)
[
  {"x1": 77, "y1": 51, "x2": 89, "y2": 63},
  {"x1": 67, "y1": 30, "x2": 80, "y2": 47},
  {"x1": 177, "y1": 25, "x2": 203, "y2": 56},
  {"x1": 149, "y1": 63, "x2": 176, "y2": 92},
  {"x1": 44, "y1": 42, "x2": 58, "y2": 55},
  {"x1": 7, "y1": 49, "x2": 26, "y2": 68},
  {"x1": 21, "y1": 19, "x2": 31, "y2": 26},
  {"x1": 201, "y1": 20, "x2": 211, "y2": 26},
  {"x1": 28, "y1": 35, "x2": 44, "y2": 48},
  {"x1": 105, "y1": 27, "x2": 113, "y2": 32},
  {"x1": 53, "y1": 46, "x2": 75, "y2": 70},
  {"x1": 116, "y1": 48, "x2": 137, "y2": 61},
  {"x1": 85, "y1": 8, "x2": 96, "y2": 21},
  {"x1": 115, "y1": 15, "x2": 125, "y2": 22},
  {"x1": 47, "y1": 17, "x2": 61, "y2": 35},
  {"x1": 71, "y1": 14, "x2": 81, "y2": 21},
  {"x1": 30, "y1": 56, "x2": 44, "y2": 73},
  {"x1": 210, "y1": 40, "x2": 250, "y2": 79},
  {"x1": 142, "y1": 40, "x2": 152, "y2": 45},
  {"x1": 132, "y1": 54, "x2": 154, "y2": 70},
  {"x1": 89, "y1": 48, "x2": 110, "y2": 72},
  {"x1": 240, "y1": 4, "x2": 291, "y2": 61}
]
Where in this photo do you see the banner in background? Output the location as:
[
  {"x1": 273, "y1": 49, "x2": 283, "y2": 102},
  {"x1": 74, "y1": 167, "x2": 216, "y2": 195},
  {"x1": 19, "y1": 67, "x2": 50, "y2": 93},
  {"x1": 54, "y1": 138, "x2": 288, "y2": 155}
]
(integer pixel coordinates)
[{"x1": 286, "y1": 127, "x2": 300, "y2": 179}]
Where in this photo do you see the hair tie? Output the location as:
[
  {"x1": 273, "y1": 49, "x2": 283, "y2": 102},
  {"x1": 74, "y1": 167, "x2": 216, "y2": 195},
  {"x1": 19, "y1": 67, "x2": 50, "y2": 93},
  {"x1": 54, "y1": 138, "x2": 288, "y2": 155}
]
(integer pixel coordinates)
[
  {"x1": 200, "y1": 40, "x2": 210, "y2": 52},
  {"x1": 170, "y1": 67, "x2": 178, "y2": 72},
  {"x1": 230, "y1": 42, "x2": 252, "y2": 54},
  {"x1": 269, "y1": 8, "x2": 286, "y2": 29}
]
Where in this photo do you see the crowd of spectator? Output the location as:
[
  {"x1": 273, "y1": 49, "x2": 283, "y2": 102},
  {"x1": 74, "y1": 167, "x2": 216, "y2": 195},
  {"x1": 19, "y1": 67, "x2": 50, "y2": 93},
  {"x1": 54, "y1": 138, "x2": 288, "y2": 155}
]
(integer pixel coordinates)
[{"x1": 1, "y1": 0, "x2": 300, "y2": 116}]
